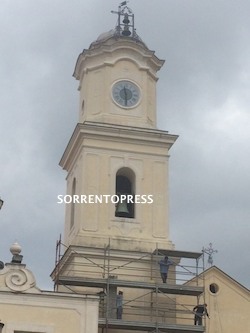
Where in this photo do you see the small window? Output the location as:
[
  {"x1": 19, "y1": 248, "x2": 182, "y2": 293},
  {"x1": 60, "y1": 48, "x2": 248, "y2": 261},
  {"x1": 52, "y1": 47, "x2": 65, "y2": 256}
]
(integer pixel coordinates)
[{"x1": 209, "y1": 283, "x2": 219, "y2": 294}]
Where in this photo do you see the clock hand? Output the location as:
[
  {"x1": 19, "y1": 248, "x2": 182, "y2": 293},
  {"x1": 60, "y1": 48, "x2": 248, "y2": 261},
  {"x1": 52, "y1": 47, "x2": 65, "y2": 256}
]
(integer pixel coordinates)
[{"x1": 123, "y1": 86, "x2": 128, "y2": 106}]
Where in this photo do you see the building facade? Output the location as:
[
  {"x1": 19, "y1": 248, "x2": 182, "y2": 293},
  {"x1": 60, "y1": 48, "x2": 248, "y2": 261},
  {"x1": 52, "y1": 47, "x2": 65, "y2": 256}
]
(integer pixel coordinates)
[{"x1": 0, "y1": 243, "x2": 99, "y2": 333}]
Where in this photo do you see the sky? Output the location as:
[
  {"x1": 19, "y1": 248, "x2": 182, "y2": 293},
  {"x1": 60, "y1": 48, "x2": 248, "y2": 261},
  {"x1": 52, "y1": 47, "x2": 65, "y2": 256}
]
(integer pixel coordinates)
[{"x1": 0, "y1": 0, "x2": 249, "y2": 290}]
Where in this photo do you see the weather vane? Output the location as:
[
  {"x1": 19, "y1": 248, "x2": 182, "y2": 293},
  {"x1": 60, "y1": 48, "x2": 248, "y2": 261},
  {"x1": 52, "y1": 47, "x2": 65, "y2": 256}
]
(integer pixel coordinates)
[{"x1": 202, "y1": 243, "x2": 218, "y2": 267}]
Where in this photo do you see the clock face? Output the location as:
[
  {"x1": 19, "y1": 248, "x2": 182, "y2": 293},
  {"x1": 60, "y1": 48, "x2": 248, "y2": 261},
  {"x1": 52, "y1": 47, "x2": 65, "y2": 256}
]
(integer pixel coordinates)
[{"x1": 112, "y1": 80, "x2": 140, "y2": 108}]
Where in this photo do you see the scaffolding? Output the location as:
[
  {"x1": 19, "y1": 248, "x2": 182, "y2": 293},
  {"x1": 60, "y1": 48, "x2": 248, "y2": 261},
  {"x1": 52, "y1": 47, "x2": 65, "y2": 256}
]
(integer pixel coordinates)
[{"x1": 52, "y1": 237, "x2": 206, "y2": 333}]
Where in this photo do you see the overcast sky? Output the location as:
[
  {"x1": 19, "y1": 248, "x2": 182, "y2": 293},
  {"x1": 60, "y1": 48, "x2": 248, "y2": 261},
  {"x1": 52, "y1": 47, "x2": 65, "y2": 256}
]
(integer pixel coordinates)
[{"x1": 1, "y1": 0, "x2": 249, "y2": 290}]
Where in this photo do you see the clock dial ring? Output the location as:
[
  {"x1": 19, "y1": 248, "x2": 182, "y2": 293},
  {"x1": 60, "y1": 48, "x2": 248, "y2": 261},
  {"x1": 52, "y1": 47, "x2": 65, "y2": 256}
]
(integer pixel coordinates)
[{"x1": 112, "y1": 80, "x2": 140, "y2": 108}]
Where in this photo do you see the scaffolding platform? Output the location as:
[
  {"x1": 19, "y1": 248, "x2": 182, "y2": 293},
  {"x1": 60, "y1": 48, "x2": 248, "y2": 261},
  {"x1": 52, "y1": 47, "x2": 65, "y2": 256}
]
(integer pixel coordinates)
[
  {"x1": 52, "y1": 240, "x2": 205, "y2": 333},
  {"x1": 57, "y1": 276, "x2": 203, "y2": 296},
  {"x1": 98, "y1": 318, "x2": 205, "y2": 332},
  {"x1": 153, "y1": 249, "x2": 202, "y2": 260}
]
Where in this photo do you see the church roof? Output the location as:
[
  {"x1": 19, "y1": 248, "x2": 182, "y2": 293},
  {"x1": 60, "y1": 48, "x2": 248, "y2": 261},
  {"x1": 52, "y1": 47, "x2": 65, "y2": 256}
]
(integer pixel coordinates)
[
  {"x1": 185, "y1": 265, "x2": 250, "y2": 293},
  {"x1": 203, "y1": 265, "x2": 250, "y2": 292}
]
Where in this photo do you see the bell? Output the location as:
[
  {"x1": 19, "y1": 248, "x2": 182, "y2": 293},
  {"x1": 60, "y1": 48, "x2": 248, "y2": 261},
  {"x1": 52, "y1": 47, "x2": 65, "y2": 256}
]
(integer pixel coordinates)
[
  {"x1": 122, "y1": 26, "x2": 131, "y2": 36},
  {"x1": 116, "y1": 201, "x2": 130, "y2": 217},
  {"x1": 123, "y1": 14, "x2": 130, "y2": 24}
]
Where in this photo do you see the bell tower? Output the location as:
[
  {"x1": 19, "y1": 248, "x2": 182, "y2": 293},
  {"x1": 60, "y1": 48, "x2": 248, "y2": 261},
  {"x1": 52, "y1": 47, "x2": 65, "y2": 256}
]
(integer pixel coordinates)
[
  {"x1": 53, "y1": 5, "x2": 205, "y2": 331},
  {"x1": 60, "y1": 3, "x2": 178, "y2": 253}
]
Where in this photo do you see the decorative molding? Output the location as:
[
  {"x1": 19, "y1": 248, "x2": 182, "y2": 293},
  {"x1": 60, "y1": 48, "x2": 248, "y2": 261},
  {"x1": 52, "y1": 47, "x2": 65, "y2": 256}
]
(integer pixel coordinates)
[{"x1": 5, "y1": 268, "x2": 36, "y2": 292}]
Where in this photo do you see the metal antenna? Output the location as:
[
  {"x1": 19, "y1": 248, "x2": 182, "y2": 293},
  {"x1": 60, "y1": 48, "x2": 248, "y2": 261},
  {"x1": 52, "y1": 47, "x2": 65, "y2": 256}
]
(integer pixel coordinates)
[{"x1": 202, "y1": 243, "x2": 218, "y2": 267}]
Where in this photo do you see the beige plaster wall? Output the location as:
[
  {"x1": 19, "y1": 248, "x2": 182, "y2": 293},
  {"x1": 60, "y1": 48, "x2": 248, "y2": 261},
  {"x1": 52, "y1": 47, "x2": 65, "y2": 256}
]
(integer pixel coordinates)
[
  {"x1": 75, "y1": 39, "x2": 163, "y2": 129},
  {"x1": 0, "y1": 291, "x2": 99, "y2": 333},
  {"x1": 176, "y1": 267, "x2": 250, "y2": 332},
  {"x1": 204, "y1": 270, "x2": 250, "y2": 333},
  {"x1": 62, "y1": 123, "x2": 177, "y2": 252}
]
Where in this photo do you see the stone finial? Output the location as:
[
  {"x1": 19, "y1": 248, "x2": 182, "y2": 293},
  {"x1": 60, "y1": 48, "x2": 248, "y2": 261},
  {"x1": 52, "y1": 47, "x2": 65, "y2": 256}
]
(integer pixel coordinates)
[
  {"x1": 10, "y1": 241, "x2": 22, "y2": 255},
  {"x1": 10, "y1": 242, "x2": 23, "y2": 264}
]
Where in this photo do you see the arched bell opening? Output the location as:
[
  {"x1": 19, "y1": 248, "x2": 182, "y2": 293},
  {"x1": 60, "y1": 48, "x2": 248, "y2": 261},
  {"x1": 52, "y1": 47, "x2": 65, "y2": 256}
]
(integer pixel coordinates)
[{"x1": 115, "y1": 168, "x2": 135, "y2": 219}]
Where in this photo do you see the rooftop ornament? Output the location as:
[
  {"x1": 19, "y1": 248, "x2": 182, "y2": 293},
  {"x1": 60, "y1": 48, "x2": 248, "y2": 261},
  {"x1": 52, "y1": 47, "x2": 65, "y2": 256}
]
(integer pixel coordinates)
[
  {"x1": 111, "y1": 1, "x2": 138, "y2": 39},
  {"x1": 202, "y1": 243, "x2": 218, "y2": 267},
  {"x1": 10, "y1": 241, "x2": 23, "y2": 264}
]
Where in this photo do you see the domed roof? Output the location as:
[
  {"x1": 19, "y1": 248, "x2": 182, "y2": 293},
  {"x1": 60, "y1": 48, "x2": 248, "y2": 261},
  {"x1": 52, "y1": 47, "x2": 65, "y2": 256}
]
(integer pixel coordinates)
[
  {"x1": 96, "y1": 29, "x2": 116, "y2": 42},
  {"x1": 90, "y1": 27, "x2": 147, "y2": 50}
]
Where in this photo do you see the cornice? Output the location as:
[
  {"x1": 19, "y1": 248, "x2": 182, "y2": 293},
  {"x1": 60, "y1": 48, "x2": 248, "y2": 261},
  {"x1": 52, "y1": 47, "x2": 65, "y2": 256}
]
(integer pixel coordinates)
[
  {"x1": 59, "y1": 121, "x2": 178, "y2": 171},
  {"x1": 73, "y1": 40, "x2": 164, "y2": 80}
]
